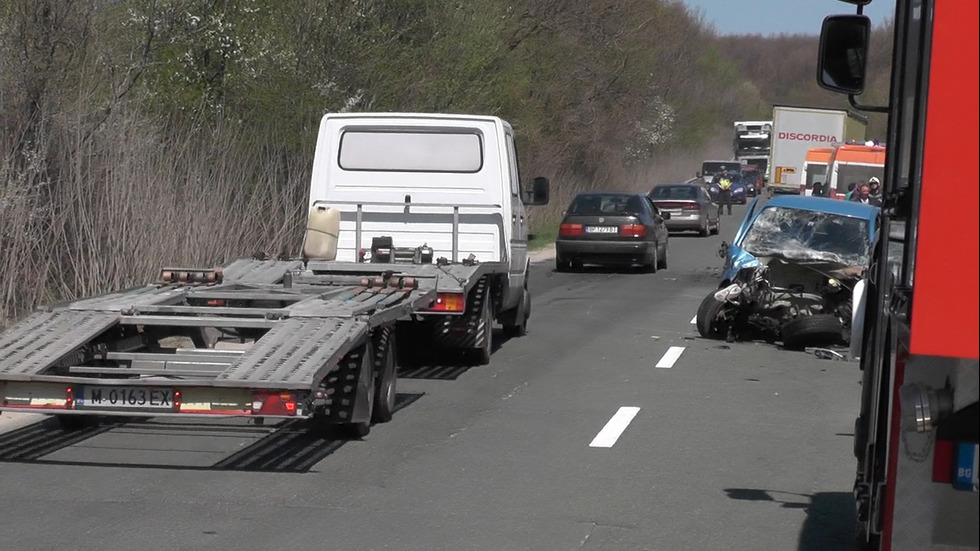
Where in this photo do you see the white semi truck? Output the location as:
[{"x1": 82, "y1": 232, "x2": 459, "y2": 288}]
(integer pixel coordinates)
[
  {"x1": 732, "y1": 120, "x2": 772, "y2": 183},
  {"x1": 767, "y1": 105, "x2": 867, "y2": 195}
]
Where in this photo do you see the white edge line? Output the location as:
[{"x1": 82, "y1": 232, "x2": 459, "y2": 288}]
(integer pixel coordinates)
[
  {"x1": 655, "y1": 346, "x2": 685, "y2": 369},
  {"x1": 589, "y1": 406, "x2": 641, "y2": 448},
  {"x1": 690, "y1": 315, "x2": 697, "y2": 324}
]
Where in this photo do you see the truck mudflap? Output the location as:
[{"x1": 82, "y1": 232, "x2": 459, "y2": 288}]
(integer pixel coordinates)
[{"x1": 431, "y1": 276, "x2": 491, "y2": 350}]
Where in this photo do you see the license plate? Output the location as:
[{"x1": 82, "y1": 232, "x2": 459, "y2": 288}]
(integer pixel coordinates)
[
  {"x1": 76, "y1": 386, "x2": 177, "y2": 411},
  {"x1": 585, "y1": 226, "x2": 618, "y2": 234},
  {"x1": 664, "y1": 210, "x2": 681, "y2": 216}
]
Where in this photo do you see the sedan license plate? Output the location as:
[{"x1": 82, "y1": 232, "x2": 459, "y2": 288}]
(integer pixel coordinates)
[
  {"x1": 76, "y1": 386, "x2": 177, "y2": 411},
  {"x1": 585, "y1": 226, "x2": 618, "y2": 234}
]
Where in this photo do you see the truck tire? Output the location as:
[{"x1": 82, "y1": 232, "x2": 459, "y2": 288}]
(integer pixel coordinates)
[
  {"x1": 316, "y1": 343, "x2": 374, "y2": 438},
  {"x1": 371, "y1": 327, "x2": 397, "y2": 424},
  {"x1": 696, "y1": 291, "x2": 728, "y2": 339},
  {"x1": 471, "y1": 286, "x2": 493, "y2": 365},
  {"x1": 781, "y1": 315, "x2": 845, "y2": 350}
]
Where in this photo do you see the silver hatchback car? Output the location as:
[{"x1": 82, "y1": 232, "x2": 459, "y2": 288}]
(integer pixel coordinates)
[{"x1": 649, "y1": 183, "x2": 721, "y2": 237}]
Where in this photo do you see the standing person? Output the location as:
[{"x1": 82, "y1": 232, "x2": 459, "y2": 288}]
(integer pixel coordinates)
[
  {"x1": 845, "y1": 182, "x2": 858, "y2": 201},
  {"x1": 868, "y1": 177, "x2": 883, "y2": 203},
  {"x1": 712, "y1": 167, "x2": 734, "y2": 215}
]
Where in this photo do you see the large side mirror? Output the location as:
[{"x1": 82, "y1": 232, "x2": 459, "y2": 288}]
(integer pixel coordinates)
[
  {"x1": 817, "y1": 14, "x2": 871, "y2": 95},
  {"x1": 524, "y1": 176, "x2": 550, "y2": 206},
  {"x1": 718, "y1": 241, "x2": 729, "y2": 259}
]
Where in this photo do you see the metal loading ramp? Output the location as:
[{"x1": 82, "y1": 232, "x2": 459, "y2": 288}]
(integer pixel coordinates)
[
  {"x1": 213, "y1": 317, "x2": 367, "y2": 389},
  {"x1": 0, "y1": 310, "x2": 118, "y2": 380}
]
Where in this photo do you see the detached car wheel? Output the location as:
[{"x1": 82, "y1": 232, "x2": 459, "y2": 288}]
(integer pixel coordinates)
[
  {"x1": 696, "y1": 291, "x2": 728, "y2": 339},
  {"x1": 781, "y1": 315, "x2": 846, "y2": 350}
]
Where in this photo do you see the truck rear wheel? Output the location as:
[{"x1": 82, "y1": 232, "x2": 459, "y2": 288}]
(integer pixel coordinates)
[
  {"x1": 371, "y1": 328, "x2": 397, "y2": 423},
  {"x1": 471, "y1": 288, "x2": 493, "y2": 365}
]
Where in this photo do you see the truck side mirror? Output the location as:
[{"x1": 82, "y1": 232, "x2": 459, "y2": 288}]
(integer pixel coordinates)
[
  {"x1": 817, "y1": 14, "x2": 871, "y2": 95},
  {"x1": 718, "y1": 241, "x2": 729, "y2": 259},
  {"x1": 524, "y1": 176, "x2": 550, "y2": 206}
]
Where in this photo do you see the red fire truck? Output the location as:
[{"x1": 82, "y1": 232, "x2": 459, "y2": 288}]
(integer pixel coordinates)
[{"x1": 818, "y1": 1, "x2": 978, "y2": 549}]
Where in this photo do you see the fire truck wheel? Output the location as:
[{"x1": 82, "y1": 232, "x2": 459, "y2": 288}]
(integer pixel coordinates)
[{"x1": 781, "y1": 315, "x2": 845, "y2": 350}]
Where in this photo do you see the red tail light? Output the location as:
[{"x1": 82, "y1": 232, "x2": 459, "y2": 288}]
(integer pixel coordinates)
[
  {"x1": 559, "y1": 223, "x2": 584, "y2": 237},
  {"x1": 251, "y1": 391, "x2": 298, "y2": 416},
  {"x1": 620, "y1": 224, "x2": 646, "y2": 237},
  {"x1": 429, "y1": 293, "x2": 465, "y2": 312}
]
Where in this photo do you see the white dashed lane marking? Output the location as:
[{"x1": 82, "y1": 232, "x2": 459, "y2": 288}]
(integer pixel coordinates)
[
  {"x1": 589, "y1": 407, "x2": 641, "y2": 448},
  {"x1": 655, "y1": 346, "x2": 686, "y2": 368},
  {"x1": 690, "y1": 315, "x2": 697, "y2": 324}
]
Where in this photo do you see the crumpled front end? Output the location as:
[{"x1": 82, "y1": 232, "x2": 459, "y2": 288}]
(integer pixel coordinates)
[{"x1": 702, "y1": 257, "x2": 863, "y2": 348}]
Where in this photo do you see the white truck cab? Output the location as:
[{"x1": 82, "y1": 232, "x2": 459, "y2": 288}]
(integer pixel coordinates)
[{"x1": 307, "y1": 113, "x2": 549, "y2": 350}]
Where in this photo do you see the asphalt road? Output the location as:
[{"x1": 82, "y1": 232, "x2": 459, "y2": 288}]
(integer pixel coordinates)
[{"x1": 0, "y1": 201, "x2": 864, "y2": 551}]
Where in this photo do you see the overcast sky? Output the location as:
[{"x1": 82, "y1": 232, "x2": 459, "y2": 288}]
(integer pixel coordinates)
[{"x1": 680, "y1": 0, "x2": 896, "y2": 36}]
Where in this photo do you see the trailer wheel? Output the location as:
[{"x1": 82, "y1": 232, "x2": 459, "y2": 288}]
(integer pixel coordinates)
[
  {"x1": 371, "y1": 327, "x2": 397, "y2": 424},
  {"x1": 315, "y1": 343, "x2": 374, "y2": 438},
  {"x1": 781, "y1": 315, "x2": 845, "y2": 350}
]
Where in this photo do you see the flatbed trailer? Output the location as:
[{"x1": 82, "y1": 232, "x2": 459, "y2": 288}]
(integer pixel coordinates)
[{"x1": 0, "y1": 256, "x2": 501, "y2": 436}]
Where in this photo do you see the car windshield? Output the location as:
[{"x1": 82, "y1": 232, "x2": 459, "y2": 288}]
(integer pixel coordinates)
[
  {"x1": 569, "y1": 194, "x2": 643, "y2": 214},
  {"x1": 740, "y1": 206, "x2": 871, "y2": 266},
  {"x1": 651, "y1": 186, "x2": 698, "y2": 200}
]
